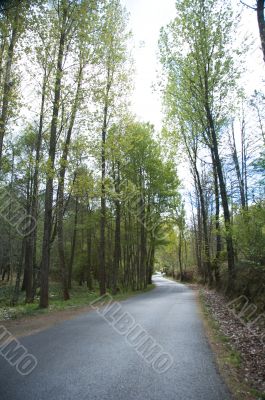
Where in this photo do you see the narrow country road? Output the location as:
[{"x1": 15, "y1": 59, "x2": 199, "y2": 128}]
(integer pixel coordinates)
[{"x1": 0, "y1": 276, "x2": 231, "y2": 400}]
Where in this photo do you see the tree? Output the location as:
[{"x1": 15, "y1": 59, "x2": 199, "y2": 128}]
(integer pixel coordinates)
[
  {"x1": 241, "y1": 1, "x2": 265, "y2": 62},
  {"x1": 94, "y1": 0, "x2": 131, "y2": 295},
  {"x1": 0, "y1": 0, "x2": 31, "y2": 169},
  {"x1": 257, "y1": 0, "x2": 265, "y2": 61},
  {"x1": 40, "y1": 0, "x2": 84, "y2": 308},
  {"x1": 160, "y1": 0, "x2": 240, "y2": 287}
]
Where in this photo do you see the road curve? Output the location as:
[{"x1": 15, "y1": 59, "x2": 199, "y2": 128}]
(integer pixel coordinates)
[{"x1": 0, "y1": 275, "x2": 231, "y2": 400}]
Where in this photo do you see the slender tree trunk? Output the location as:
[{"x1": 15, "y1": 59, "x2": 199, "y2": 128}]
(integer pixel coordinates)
[
  {"x1": 206, "y1": 105, "x2": 235, "y2": 287},
  {"x1": 257, "y1": 0, "x2": 265, "y2": 62},
  {"x1": 178, "y1": 231, "x2": 183, "y2": 281},
  {"x1": 57, "y1": 64, "x2": 82, "y2": 301},
  {"x1": 24, "y1": 70, "x2": 47, "y2": 303},
  {"x1": 139, "y1": 169, "x2": 147, "y2": 289},
  {"x1": 211, "y1": 150, "x2": 221, "y2": 286},
  {"x1": 100, "y1": 115, "x2": 107, "y2": 295},
  {"x1": 68, "y1": 196, "x2": 78, "y2": 289},
  {"x1": 11, "y1": 239, "x2": 25, "y2": 306},
  {"x1": 0, "y1": 7, "x2": 19, "y2": 167},
  {"x1": 40, "y1": 9, "x2": 67, "y2": 308},
  {"x1": 231, "y1": 123, "x2": 246, "y2": 208},
  {"x1": 86, "y1": 223, "x2": 93, "y2": 291},
  {"x1": 99, "y1": 71, "x2": 111, "y2": 296},
  {"x1": 147, "y1": 244, "x2": 155, "y2": 285},
  {"x1": 182, "y1": 130, "x2": 212, "y2": 284},
  {"x1": 112, "y1": 162, "x2": 121, "y2": 295},
  {"x1": 24, "y1": 165, "x2": 33, "y2": 302}
]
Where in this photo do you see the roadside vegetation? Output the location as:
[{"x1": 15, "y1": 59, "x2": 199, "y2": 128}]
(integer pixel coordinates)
[
  {"x1": 157, "y1": 0, "x2": 265, "y2": 311},
  {"x1": 0, "y1": 1, "x2": 264, "y2": 395},
  {"x1": 200, "y1": 289, "x2": 265, "y2": 400},
  {"x1": 0, "y1": 280, "x2": 155, "y2": 320},
  {"x1": 0, "y1": 0, "x2": 179, "y2": 311}
]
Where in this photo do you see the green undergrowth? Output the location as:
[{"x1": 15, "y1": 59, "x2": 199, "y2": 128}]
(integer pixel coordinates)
[{"x1": 0, "y1": 282, "x2": 155, "y2": 321}]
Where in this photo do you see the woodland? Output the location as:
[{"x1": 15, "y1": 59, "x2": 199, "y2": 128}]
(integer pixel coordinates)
[{"x1": 0, "y1": 0, "x2": 264, "y2": 314}]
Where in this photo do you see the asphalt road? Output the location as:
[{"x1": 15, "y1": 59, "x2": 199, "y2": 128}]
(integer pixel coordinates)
[{"x1": 0, "y1": 275, "x2": 231, "y2": 400}]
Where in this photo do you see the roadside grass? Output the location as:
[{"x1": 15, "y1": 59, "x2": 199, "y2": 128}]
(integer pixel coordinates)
[
  {"x1": 0, "y1": 282, "x2": 155, "y2": 321},
  {"x1": 198, "y1": 290, "x2": 264, "y2": 400}
]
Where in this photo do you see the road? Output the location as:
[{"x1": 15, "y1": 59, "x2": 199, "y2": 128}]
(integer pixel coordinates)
[{"x1": 0, "y1": 275, "x2": 231, "y2": 400}]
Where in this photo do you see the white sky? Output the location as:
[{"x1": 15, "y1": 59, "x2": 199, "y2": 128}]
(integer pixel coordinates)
[
  {"x1": 121, "y1": 0, "x2": 264, "y2": 131},
  {"x1": 121, "y1": 0, "x2": 176, "y2": 130}
]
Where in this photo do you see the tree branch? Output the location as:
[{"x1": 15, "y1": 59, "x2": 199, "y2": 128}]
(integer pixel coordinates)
[{"x1": 240, "y1": 1, "x2": 257, "y2": 10}]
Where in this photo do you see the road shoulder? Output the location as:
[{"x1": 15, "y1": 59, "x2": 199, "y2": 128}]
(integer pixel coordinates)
[{"x1": 197, "y1": 288, "x2": 265, "y2": 400}]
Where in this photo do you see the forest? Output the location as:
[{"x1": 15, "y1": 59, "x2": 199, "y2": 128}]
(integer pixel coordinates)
[{"x1": 0, "y1": 0, "x2": 264, "y2": 315}]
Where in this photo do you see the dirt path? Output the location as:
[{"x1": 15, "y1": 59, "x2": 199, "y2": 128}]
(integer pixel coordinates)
[{"x1": 0, "y1": 305, "x2": 95, "y2": 338}]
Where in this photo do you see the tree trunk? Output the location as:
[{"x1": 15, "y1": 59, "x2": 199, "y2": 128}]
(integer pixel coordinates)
[
  {"x1": 23, "y1": 165, "x2": 33, "y2": 303},
  {"x1": 178, "y1": 230, "x2": 183, "y2": 281},
  {"x1": 86, "y1": 225, "x2": 93, "y2": 291},
  {"x1": 99, "y1": 71, "x2": 111, "y2": 296},
  {"x1": 139, "y1": 169, "x2": 147, "y2": 289},
  {"x1": 112, "y1": 162, "x2": 121, "y2": 295},
  {"x1": 211, "y1": 149, "x2": 221, "y2": 286},
  {"x1": 68, "y1": 196, "x2": 78, "y2": 289},
  {"x1": 257, "y1": 0, "x2": 265, "y2": 62},
  {"x1": 24, "y1": 69, "x2": 47, "y2": 303},
  {"x1": 147, "y1": 244, "x2": 155, "y2": 285},
  {"x1": 40, "y1": 8, "x2": 67, "y2": 308},
  {"x1": 57, "y1": 63, "x2": 82, "y2": 301},
  {"x1": 231, "y1": 123, "x2": 246, "y2": 208},
  {"x1": 205, "y1": 105, "x2": 235, "y2": 287},
  {"x1": 11, "y1": 239, "x2": 25, "y2": 306},
  {"x1": 0, "y1": 7, "x2": 19, "y2": 167}
]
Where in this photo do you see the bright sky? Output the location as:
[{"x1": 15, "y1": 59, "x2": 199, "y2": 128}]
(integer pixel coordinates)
[
  {"x1": 121, "y1": 0, "x2": 264, "y2": 132},
  {"x1": 121, "y1": 0, "x2": 176, "y2": 130}
]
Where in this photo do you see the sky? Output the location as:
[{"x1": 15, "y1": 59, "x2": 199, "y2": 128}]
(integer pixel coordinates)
[
  {"x1": 121, "y1": 0, "x2": 264, "y2": 132},
  {"x1": 121, "y1": 0, "x2": 176, "y2": 130},
  {"x1": 120, "y1": 0, "x2": 265, "y2": 214}
]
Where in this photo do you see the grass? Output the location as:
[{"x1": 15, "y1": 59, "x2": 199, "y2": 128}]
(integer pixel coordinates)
[
  {"x1": 198, "y1": 289, "x2": 264, "y2": 400},
  {"x1": 0, "y1": 282, "x2": 155, "y2": 321}
]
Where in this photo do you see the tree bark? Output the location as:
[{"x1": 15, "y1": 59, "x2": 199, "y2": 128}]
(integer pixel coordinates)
[
  {"x1": 11, "y1": 239, "x2": 25, "y2": 306},
  {"x1": 99, "y1": 69, "x2": 112, "y2": 296},
  {"x1": 139, "y1": 169, "x2": 147, "y2": 289},
  {"x1": 205, "y1": 106, "x2": 235, "y2": 287},
  {"x1": 112, "y1": 162, "x2": 121, "y2": 295},
  {"x1": 57, "y1": 63, "x2": 83, "y2": 301},
  {"x1": 68, "y1": 196, "x2": 78, "y2": 289},
  {"x1": 231, "y1": 123, "x2": 246, "y2": 208},
  {"x1": 0, "y1": 6, "x2": 19, "y2": 167},
  {"x1": 211, "y1": 149, "x2": 221, "y2": 286},
  {"x1": 182, "y1": 131, "x2": 213, "y2": 285},
  {"x1": 257, "y1": 0, "x2": 265, "y2": 62},
  {"x1": 40, "y1": 7, "x2": 67, "y2": 308},
  {"x1": 24, "y1": 69, "x2": 47, "y2": 303},
  {"x1": 86, "y1": 224, "x2": 93, "y2": 291}
]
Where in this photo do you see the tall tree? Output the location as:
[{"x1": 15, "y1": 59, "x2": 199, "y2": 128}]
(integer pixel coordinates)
[
  {"x1": 95, "y1": 0, "x2": 130, "y2": 295},
  {"x1": 160, "y1": 0, "x2": 240, "y2": 287},
  {"x1": 40, "y1": 0, "x2": 78, "y2": 308},
  {"x1": 0, "y1": 0, "x2": 29, "y2": 169},
  {"x1": 257, "y1": 0, "x2": 265, "y2": 61}
]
